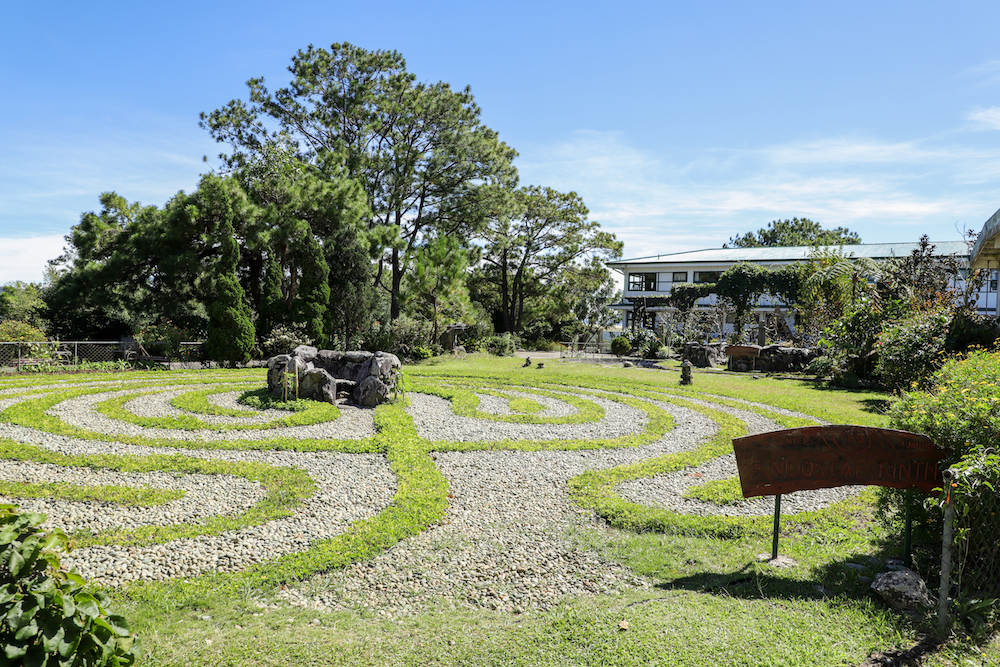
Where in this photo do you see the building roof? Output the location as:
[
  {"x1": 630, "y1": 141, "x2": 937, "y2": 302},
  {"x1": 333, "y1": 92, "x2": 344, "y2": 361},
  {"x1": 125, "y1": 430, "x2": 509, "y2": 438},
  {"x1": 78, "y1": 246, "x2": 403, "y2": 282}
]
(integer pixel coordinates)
[
  {"x1": 607, "y1": 241, "x2": 970, "y2": 268},
  {"x1": 970, "y1": 206, "x2": 1000, "y2": 269}
]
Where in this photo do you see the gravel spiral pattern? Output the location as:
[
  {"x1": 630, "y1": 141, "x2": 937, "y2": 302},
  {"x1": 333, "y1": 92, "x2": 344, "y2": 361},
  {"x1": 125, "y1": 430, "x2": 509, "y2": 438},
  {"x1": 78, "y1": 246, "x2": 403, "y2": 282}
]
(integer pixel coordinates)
[{"x1": 0, "y1": 370, "x2": 860, "y2": 616}]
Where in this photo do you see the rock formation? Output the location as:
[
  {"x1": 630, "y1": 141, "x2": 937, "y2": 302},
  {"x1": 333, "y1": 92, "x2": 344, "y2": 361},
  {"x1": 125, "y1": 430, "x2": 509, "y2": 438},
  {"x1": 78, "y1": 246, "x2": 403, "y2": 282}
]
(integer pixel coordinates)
[{"x1": 267, "y1": 345, "x2": 402, "y2": 406}]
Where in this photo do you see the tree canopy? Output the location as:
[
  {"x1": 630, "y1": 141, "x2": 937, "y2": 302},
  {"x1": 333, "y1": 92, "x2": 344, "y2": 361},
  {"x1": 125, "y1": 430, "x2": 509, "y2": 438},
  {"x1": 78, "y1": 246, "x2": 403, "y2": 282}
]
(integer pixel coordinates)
[
  {"x1": 724, "y1": 218, "x2": 861, "y2": 248},
  {"x1": 200, "y1": 42, "x2": 517, "y2": 321},
  {"x1": 475, "y1": 186, "x2": 622, "y2": 333}
]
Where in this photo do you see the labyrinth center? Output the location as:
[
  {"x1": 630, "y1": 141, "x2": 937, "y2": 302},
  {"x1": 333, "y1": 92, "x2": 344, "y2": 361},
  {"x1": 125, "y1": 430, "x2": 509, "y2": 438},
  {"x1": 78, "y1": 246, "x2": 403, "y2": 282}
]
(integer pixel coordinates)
[{"x1": 0, "y1": 367, "x2": 857, "y2": 613}]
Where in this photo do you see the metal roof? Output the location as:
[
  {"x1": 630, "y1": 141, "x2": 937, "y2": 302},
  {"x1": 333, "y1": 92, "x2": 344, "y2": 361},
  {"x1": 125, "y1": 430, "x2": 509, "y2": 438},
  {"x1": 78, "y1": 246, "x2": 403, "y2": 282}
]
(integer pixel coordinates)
[
  {"x1": 607, "y1": 241, "x2": 970, "y2": 268},
  {"x1": 970, "y1": 206, "x2": 1000, "y2": 269}
]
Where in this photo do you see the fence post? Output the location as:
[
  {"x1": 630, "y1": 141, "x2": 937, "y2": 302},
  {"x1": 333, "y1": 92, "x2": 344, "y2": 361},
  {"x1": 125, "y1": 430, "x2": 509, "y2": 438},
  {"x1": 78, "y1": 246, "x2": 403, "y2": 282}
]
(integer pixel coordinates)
[{"x1": 937, "y1": 478, "x2": 956, "y2": 639}]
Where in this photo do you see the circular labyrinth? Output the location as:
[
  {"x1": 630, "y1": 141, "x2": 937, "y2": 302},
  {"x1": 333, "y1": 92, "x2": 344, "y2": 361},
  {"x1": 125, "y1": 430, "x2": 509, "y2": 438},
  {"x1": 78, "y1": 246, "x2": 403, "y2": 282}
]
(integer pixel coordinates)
[{"x1": 0, "y1": 366, "x2": 863, "y2": 615}]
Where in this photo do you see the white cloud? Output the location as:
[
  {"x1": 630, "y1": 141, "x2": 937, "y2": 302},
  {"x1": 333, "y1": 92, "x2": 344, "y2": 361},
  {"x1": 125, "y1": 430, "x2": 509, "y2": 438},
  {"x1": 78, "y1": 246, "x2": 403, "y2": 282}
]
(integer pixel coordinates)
[
  {"x1": 516, "y1": 130, "x2": 1000, "y2": 259},
  {"x1": 0, "y1": 236, "x2": 66, "y2": 284},
  {"x1": 967, "y1": 107, "x2": 1000, "y2": 130}
]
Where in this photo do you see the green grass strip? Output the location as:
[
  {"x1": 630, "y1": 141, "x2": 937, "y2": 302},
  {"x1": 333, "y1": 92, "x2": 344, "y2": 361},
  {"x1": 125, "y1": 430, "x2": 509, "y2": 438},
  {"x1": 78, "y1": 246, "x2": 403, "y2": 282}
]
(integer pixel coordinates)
[
  {"x1": 647, "y1": 386, "x2": 819, "y2": 430},
  {"x1": 0, "y1": 480, "x2": 184, "y2": 506},
  {"x1": 681, "y1": 477, "x2": 745, "y2": 505},
  {"x1": 508, "y1": 396, "x2": 544, "y2": 414},
  {"x1": 123, "y1": 398, "x2": 448, "y2": 601},
  {"x1": 412, "y1": 379, "x2": 604, "y2": 425},
  {"x1": 425, "y1": 386, "x2": 674, "y2": 452},
  {"x1": 1, "y1": 385, "x2": 380, "y2": 454},
  {"x1": 236, "y1": 388, "x2": 314, "y2": 412},
  {"x1": 170, "y1": 384, "x2": 262, "y2": 417},
  {"x1": 0, "y1": 438, "x2": 316, "y2": 547},
  {"x1": 95, "y1": 389, "x2": 340, "y2": 431}
]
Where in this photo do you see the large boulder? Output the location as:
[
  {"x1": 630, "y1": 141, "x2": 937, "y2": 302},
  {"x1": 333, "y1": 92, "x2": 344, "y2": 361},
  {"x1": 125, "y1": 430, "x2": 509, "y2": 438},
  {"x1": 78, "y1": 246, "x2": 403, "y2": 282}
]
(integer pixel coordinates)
[
  {"x1": 683, "y1": 342, "x2": 726, "y2": 368},
  {"x1": 871, "y1": 569, "x2": 935, "y2": 613},
  {"x1": 266, "y1": 348, "x2": 401, "y2": 406}
]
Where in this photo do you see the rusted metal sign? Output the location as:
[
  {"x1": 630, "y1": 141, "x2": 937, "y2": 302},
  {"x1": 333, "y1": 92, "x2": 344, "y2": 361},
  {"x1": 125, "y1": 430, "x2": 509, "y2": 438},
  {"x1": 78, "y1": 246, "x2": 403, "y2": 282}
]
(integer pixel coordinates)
[
  {"x1": 733, "y1": 425, "x2": 949, "y2": 497},
  {"x1": 725, "y1": 345, "x2": 760, "y2": 358}
]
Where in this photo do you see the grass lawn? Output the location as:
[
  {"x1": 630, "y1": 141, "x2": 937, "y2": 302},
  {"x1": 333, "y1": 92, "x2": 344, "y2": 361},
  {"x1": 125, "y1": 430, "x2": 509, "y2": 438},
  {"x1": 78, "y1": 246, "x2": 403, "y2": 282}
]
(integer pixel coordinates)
[{"x1": 1, "y1": 356, "x2": 996, "y2": 666}]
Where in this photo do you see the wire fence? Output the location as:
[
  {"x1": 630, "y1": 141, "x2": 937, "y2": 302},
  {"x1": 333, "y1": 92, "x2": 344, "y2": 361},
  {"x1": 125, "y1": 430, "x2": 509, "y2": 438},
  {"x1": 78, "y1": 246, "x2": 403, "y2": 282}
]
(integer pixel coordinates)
[
  {"x1": 0, "y1": 340, "x2": 207, "y2": 370},
  {"x1": 937, "y1": 461, "x2": 1000, "y2": 636}
]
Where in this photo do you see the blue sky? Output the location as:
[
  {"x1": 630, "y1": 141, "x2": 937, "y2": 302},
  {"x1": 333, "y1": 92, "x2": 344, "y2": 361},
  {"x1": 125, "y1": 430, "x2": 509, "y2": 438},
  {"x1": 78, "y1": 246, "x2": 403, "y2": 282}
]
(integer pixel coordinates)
[{"x1": 4, "y1": 1, "x2": 1000, "y2": 283}]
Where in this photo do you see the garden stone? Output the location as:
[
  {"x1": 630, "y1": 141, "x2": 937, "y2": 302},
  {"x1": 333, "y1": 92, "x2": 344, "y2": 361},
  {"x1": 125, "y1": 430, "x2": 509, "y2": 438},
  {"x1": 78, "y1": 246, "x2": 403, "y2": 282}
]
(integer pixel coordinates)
[
  {"x1": 267, "y1": 349, "x2": 401, "y2": 406},
  {"x1": 299, "y1": 368, "x2": 337, "y2": 404},
  {"x1": 871, "y1": 569, "x2": 935, "y2": 612},
  {"x1": 357, "y1": 375, "x2": 389, "y2": 407},
  {"x1": 293, "y1": 345, "x2": 318, "y2": 363}
]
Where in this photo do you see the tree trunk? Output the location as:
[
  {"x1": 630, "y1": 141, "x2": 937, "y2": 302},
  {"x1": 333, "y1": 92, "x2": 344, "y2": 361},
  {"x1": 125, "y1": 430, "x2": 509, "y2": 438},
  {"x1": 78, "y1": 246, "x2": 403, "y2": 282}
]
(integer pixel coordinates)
[{"x1": 391, "y1": 246, "x2": 402, "y2": 321}]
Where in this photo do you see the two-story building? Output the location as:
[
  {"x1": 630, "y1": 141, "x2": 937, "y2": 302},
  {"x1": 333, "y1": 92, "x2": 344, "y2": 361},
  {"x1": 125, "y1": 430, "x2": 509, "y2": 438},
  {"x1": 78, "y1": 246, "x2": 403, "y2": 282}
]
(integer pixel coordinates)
[{"x1": 607, "y1": 240, "x2": 993, "y2": 336}]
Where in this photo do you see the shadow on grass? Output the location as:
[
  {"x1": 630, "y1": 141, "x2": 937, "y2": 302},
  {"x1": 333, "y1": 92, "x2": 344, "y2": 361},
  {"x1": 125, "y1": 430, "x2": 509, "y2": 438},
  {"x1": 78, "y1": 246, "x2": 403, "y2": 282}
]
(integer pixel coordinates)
[{"x1": 656, "y1": 550, "x2": 894, "y2": 603}]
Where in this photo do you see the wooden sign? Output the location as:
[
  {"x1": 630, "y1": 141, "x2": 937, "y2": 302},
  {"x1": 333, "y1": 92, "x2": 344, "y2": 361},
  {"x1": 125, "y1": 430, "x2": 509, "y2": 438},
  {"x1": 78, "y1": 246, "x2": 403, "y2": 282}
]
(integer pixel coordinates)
[
  {"x1": 733, "y1": 425, "x2": 949, "y2": 497},
  {"x1": 725, "y1": 345, "x2": 760, "y2": 358}
]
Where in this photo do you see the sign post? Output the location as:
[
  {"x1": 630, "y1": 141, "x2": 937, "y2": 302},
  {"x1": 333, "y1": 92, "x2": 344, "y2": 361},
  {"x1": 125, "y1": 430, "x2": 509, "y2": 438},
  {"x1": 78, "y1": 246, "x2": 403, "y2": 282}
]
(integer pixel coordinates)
[{"x1": 733, "y1": 426, "x2": 949, "y2": 561}]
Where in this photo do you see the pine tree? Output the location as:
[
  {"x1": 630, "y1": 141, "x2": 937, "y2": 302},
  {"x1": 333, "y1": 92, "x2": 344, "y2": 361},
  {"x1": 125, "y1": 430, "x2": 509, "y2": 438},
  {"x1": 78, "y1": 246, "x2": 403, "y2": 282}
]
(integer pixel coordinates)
[
  {"x1": 207, "y1": 214, "x2": 256, "y2": 365},
  {"x1": 259, "y1": 251, "x2": 284, "y2": 337},
  {"x1": 295, "y1": 229, "x2": 330, "y2": 346}
]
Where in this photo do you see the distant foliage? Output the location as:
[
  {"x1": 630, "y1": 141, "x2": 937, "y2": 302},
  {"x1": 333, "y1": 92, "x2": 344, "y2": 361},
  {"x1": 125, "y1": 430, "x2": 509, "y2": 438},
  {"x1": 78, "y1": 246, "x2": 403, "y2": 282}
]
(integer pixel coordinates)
[
  {"x1": 0, "y1": 505, "x2": 140, "y2": 666},
  {"x1": 724, "y1": 217, "x2": 861, "y2": 248},
  {"x1": 483, "y1": 333, "x2": 518, "y2": 357},
  {"x1": 0, "y1": 321, "x2": 47, "y2": 343},
  {"x1": 259, "y1": 326, "x2": 311, "y2": 359}
]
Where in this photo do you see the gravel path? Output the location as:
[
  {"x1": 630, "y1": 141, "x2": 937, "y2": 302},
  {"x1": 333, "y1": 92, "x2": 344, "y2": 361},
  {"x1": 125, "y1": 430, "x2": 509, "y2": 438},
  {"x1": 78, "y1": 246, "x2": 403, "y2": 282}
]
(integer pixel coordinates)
[{"x1": 0, "y1": 376, "x2": 862, "y2": 613}]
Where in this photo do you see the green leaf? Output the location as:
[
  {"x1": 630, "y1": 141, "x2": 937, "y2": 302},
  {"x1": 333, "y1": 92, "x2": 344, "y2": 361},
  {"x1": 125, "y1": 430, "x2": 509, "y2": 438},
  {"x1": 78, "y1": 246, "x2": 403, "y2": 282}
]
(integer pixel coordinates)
[
  {"x1": 3, "y1": 643, "x2": 27, "y2": 660},
  {"x1": 14, "y1": 617, "x2": 39, "y2": 641},
  {"x1": 5, "y1": 600, "x2": 23, "y2": 631},
  {"x1": 8, "y1": 549, "x2": 25, "y2": 578},
  {"x1": 106, "y1": 614, "x2": 130, "y2": 635},
  {"x1": 72, "y1": 593, "x2": 99, "y2": 619},
  {"x1": 24, "y1": 644, "x2": 47, "y2": 667},
  {"x1": 41, "y1": 617, "x2": 65, "y2": 654}
]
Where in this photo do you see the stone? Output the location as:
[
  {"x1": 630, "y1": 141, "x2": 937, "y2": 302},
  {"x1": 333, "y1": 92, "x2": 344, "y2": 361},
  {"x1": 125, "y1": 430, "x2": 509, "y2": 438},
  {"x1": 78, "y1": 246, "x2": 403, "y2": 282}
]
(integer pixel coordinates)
[
  {"x1": 871, "y1": 569, "x2": 935, "y2": 612},
  {"x1": 266, "y1": 349, "x2": 401, "y2": 407},
  {"x1": 682, "y1": 342, "x2": 726, "y2": 368},
  {"x1": 293, "y1": 345, "x2": 318, "y2": 363},
  {"x1": 299, "y1": 368, "x2": 337, "y2": 404},
  {"x1": 357, "y1": 375, "x2": 389, "y2": 407}
]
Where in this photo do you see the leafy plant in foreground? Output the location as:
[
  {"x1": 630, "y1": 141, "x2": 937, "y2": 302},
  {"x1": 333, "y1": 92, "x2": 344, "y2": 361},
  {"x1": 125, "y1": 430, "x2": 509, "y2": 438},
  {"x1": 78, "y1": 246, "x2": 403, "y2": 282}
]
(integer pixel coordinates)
[{"x1": 0, "y1": 505, "x2": 139, "y2": 666}]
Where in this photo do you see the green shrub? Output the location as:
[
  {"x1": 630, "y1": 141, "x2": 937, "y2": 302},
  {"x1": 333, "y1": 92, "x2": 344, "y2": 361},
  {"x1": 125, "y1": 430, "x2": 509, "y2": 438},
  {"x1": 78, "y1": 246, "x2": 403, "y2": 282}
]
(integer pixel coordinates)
[
  {"x1": 386, "y1": 316, "x2": 432, "y2": 357},
  {"x1": 888, "y1": 348, "x2": 1000, "y2": 467},
  {"x1": 885, "y1": 349, "x2": 1000, "y2": 563},
  {"x1": 0, "y1": 505, "x2": 140, "y2": 665},
  {"x1": 0, "y1": 321, "x2": 46, "y2": 343},
  {"x1": 610, "y1": 336, "x2": 631, "y2": 358},
  {"x1": 874, "y1": 307, "x2": 951, "y2": 391},
  {"x1": 409, "y1": 346, "x2": 433, "y2": 361},
  {"x1": 482, "y1": 333, "x2": 518, "y2": 357},
  {"x1": 643, "y1": 338, "x2": 663, "y2": 359}
]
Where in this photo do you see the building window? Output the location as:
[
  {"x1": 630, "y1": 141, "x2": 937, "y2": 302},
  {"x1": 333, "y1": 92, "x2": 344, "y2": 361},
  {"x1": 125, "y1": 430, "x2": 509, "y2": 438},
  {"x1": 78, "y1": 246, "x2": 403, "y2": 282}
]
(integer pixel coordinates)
[
  {"x1": 628, "y1": 272, "x2": 656, "y2": 291},
  {"x1": 625, "y1": 310, "x2": 657, "y2": 330},
  {"x1": 693, "y1": 271, "x2": 721, "y2": 283},
  {"x1": 672, "y1": 271, "x2": 688, "y2": 282}
]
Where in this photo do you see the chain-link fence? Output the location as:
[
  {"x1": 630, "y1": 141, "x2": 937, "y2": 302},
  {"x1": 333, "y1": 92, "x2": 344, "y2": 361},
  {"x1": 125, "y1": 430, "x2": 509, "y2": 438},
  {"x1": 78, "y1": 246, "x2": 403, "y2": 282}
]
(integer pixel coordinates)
[
  {"x1": 0, "y1": 341, "x2": 123, "y2": 370},
  {"x1": 937, "y1": 456, "x2": 1000, "y2": 636}
]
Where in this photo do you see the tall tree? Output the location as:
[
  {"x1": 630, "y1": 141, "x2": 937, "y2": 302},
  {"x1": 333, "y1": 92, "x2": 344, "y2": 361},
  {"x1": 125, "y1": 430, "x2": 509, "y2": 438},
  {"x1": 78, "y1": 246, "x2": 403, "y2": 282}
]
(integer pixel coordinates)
[
  {"x1": 200, "y1": 42, "x2": 517, "y2": 321},
  {"x1": 402, "y1": 235, "x2": 472, "y2": 344},
  {"x1": 724, "y1": 218, "x2": 861, "y2": 248},
  {"x1": 205, "y1": 198, "x2": 256, "y2": 365},
  {"x1": 478, "y1": 186, "x2": 622, "y2": 333}
]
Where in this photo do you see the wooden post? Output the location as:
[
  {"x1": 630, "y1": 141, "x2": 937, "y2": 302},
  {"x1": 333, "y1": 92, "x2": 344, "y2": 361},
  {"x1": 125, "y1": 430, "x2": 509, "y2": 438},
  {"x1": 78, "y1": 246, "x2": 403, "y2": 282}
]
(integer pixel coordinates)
[{"x1": 771, "y1": 494, "x2": 782, "y2": 560}]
